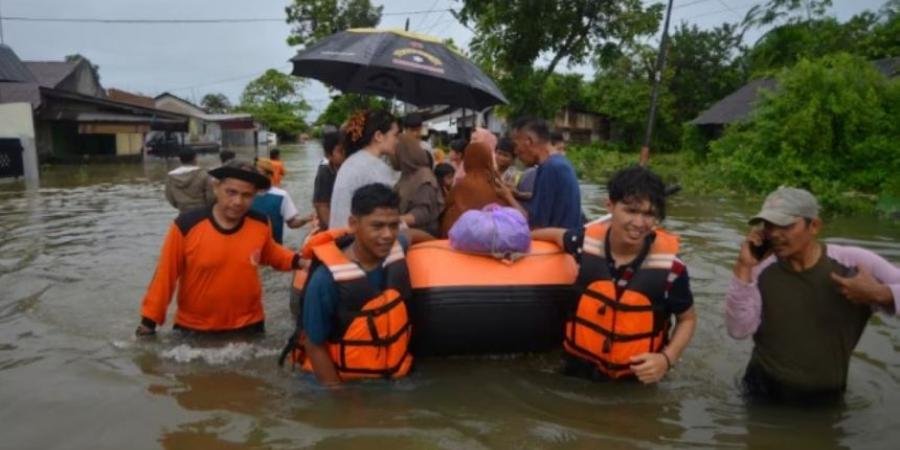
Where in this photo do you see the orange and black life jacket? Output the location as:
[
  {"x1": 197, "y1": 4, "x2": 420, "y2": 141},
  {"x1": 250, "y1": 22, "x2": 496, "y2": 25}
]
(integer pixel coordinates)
[
  {"x1": 563, "y1": 220, "x2": 679, "y2": 379},
  {"x1": 289, "y1": 227, "x2": 343, "y2": 321},
  {"x1": 280, "y1": 230, "x2": 413, "y2": 380}
]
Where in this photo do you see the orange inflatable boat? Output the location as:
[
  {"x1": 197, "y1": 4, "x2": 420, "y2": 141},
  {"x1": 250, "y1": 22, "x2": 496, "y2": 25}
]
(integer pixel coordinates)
[
  {"x1": 289, "y1": 239, "x2": 578, "y2": 357},
  {"x1": 405, "y1": 240, "x2": 578, "y2": 356}
]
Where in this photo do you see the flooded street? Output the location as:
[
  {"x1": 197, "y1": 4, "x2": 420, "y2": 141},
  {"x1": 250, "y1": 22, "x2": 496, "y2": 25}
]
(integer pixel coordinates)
[{"x1": 1, "y1": 143, "x2": 899, "y2": 449}]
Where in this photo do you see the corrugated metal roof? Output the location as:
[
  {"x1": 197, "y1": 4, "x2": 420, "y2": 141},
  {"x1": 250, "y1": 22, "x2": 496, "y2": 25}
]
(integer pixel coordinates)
[
  {"x1": 0, "y1": 82, "x2": 42, "y2": 108},
  {"x1": 691, "y1": 79, "x2": 777, "y2": 126},
  {"x1": 692, "y1": 57, "x2": 899, "y2": 126},
  {"x1": 24, "y1": 61, "x2": 79, "y2": 88},
  {"x1": 0, "y1": 44, "x2": 36, "y2": 82}
]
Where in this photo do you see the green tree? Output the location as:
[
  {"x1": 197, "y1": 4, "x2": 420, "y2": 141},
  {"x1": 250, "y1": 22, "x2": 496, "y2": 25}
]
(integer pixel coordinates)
[
  {"x1": 200, "y1": 93, "x2": 232, "y2": 113},
  {"x1": 239, "y1": 69, "x2": 311, "y2": 139},
  {"x1": 285, "y1": 0, "x2": 382, "y2": 48},
  {"x1": 458, "y1": 0, "x2": 662, "y2": 118},
  {"x1": 584, "y1": 44, "x2": 678, "y2": 151},
  {"x1": 667, "y1": 23, "x2": 746, "y2": 124},
  {"x1": 315, "y1": 93, "x2": 389, "y2": 126},
  {"x1": 709, "y1": 53, "x2": 900, "y2": 212}
]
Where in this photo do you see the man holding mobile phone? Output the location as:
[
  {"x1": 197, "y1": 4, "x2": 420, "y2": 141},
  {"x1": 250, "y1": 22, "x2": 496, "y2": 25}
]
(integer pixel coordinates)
[{"x1": 727, "y1": 187, "x2": 900, "y2": 403}]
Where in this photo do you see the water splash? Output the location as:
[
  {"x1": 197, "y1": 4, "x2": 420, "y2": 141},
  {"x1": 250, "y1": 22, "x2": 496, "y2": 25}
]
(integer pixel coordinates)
[{"x1": 160, "y1": 342, "x2": 280, "y2": 365}]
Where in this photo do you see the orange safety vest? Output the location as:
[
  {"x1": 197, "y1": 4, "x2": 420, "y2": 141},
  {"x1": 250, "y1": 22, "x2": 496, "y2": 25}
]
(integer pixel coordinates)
[
  {"x1": 289, "y1": 227, "x2": 344, "y2": 319},
  {"x1": 563, "y1": 220, "x2": 679, "y2": 379},
  {"x1": 285, "y1": 231, "x2": 413, "y2": 380}
]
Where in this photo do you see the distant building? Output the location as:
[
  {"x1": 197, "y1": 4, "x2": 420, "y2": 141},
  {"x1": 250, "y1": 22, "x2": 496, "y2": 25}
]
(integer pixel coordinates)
[
  {"x1": 692, "y1": 57, "x2": 900, "y2": 135},
  {"x1": 0, "y1": 44, "x2": 188, "y2": 162},
  {"x1": 419, "y1": 103, "x2": 609, "y2": 146},
  {"x1": 154, "y1": 92, "x2": 267, "y2": 152},
  {"x1": 106, "y1": 88, "x2": 155, "y2": 109},
  {"x1": 552, "y1": 104, "x2": 609, "y2": 144}
]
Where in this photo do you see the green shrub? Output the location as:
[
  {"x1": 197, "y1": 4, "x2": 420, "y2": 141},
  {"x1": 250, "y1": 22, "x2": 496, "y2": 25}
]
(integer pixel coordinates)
[{"x1": 708, "y1": 53, "x2": 900, "y2": 213}]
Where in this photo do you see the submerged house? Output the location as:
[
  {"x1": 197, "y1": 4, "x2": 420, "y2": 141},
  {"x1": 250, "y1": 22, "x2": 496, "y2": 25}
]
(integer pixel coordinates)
[
  {"x1": 0, "y1": 45, "x2": 188, "y2": 162},
  {"x1": 154, "y1": 92, "x2": 268, "y2": 152}
]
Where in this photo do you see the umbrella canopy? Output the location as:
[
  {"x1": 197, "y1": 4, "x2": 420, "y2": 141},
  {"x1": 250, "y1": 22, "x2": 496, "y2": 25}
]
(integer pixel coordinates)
[{"x1": 291, "y1": 28, "x2": 507, "y2": 110}]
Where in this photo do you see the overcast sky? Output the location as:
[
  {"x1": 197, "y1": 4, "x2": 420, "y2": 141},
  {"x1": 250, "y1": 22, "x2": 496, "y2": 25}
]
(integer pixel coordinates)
[{"x1": 0, "y1": 0, "x2": 888, "y2": 118}]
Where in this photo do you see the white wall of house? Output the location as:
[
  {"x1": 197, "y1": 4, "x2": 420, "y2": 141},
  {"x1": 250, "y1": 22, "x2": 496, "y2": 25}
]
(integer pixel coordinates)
[{"x1": 0, "y1": 102, "x2": 39, "y2": 184}]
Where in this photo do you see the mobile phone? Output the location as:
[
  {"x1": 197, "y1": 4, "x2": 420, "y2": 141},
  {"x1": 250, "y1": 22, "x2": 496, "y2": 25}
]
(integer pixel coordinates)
[
  {"x1": 749, "y1": 224, "x2": 771, "y2": 261},
  {"x1": 750, "y1": 239, "x2": 771, "y2": 261}
]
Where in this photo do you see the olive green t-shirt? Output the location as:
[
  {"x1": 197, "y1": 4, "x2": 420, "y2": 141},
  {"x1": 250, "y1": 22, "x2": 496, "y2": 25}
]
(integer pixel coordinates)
[{"x1": 751, "y1": 244, "x2": 872, "y2": 390}]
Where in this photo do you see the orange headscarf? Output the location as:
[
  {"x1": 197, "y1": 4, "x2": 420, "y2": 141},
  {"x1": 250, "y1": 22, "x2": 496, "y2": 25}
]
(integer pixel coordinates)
[{"x1": 439, "y1": 142, "x2": 509, "y2": 237}]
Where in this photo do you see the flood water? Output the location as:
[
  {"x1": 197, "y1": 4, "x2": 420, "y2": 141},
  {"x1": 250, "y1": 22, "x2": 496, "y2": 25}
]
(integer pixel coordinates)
[{"x1": 1, "y1": 143, "x2": 899, "y2": 449}]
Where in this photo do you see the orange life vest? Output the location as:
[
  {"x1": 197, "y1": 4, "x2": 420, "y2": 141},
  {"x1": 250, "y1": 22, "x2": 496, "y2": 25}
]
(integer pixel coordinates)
[
  {"x1": 289, "y1": 227, "x2": 342, "y2": 320},
  {"x1": 286, "y1": 230, "x2": 413, "y2": 380},
  {"x1": 563, "y1": 220, "x2": 679, "y2": 379}
]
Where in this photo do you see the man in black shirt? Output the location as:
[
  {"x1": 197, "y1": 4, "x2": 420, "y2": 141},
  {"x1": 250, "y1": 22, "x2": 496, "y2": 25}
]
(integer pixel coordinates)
[{"x1": 313, "y1": 129, "x2": 346, "y2": 229}]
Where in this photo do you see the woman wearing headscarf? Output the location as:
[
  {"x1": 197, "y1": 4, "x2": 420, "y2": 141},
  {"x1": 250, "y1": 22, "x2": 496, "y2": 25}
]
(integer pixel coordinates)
[
  {"x1": 395, "y1": 134, "x2": 444, "y2": 236},
  {"x1": 438, "y1": 141, "x2": 512, "y2": 237}
]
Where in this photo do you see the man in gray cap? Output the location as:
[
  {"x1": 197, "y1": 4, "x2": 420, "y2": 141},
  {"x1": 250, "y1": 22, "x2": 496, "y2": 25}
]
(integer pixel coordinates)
[{"x1": 726, "y1": 186, "x2": 900, "y2": 402}]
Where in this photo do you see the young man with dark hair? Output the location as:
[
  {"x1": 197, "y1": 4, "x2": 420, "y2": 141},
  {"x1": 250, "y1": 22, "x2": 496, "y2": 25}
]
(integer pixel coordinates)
[
  {"x1": 269, "y1": 148, "x2": 286, "y2": 187},
  {"x1": 297, "y1": 183, "x2": 415, "y2": 385},
  {"x1": 533, "y1": 166, "x2": 697, "y2": 384},
  {"x1": 727, "y1": 187, "x2": 900, "y2": 402},
  {"x1": 510, "y1": 117, "x2": 581, "y2": 229},
  {"x1": 402, "y1": 112, "x2": 433, "y2": 154},
  {"x1": 313, "y1": 129, "x2": 347, "y2": 229},
  {"x1": 137, "y1": 159, "x2": 303, "y2": 337},
  {"x1": 165, "y1": 148, "x2": 214, "y2": 213}
]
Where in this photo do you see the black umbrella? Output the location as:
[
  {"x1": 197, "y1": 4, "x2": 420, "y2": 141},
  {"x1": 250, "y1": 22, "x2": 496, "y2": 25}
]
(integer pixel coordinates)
[{"x1": 290, "y1": 28, "x2": 508, "y2": 110}]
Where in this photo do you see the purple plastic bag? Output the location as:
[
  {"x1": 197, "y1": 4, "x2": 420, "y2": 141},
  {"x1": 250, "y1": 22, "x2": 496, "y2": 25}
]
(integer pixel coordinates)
[{"x1": 448, "y1": 203, "x2": 531, "y2": 255}]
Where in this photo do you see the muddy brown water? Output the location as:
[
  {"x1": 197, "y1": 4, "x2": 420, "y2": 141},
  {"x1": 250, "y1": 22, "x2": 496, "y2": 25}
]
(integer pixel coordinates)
[{"x1": 1, "y1": 143, "x2": 899, "y2": 449}]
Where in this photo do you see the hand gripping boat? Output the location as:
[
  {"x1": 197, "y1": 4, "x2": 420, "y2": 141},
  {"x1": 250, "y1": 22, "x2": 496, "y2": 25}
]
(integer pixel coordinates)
[
  {"x1": 288, "y1": 238, "x2": 578, "y2": 357},
  {"x1": 405, "y1": 240, "x2": 578, "y2": 356}
]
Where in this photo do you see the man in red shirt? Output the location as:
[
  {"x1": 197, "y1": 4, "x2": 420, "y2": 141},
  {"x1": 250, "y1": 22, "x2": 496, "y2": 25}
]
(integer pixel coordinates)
[{"x1": 136, "y1": 159, "x2": 301, "y2": 336}]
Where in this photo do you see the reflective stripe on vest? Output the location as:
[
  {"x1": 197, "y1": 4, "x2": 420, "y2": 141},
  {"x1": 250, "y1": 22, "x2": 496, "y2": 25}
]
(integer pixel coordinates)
[
  {"x1": 291, "y1": 229, "x2": 347, "y2": 314},
  {"x1": 564, "y1": 220, "x2": 679, "y2": 378},
  {"x1": 300, "y1": 237, "x2": 413, "y2": 380}
]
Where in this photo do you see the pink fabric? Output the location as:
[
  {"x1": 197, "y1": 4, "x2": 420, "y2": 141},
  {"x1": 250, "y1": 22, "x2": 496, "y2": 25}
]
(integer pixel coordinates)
[{"x1": 725, "y1": 244, "x2": 900, "y2": 339}]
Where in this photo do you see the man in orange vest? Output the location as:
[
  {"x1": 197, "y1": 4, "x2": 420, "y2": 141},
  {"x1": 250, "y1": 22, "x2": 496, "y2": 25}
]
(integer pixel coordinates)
[
  {"x1": 296, "y1": 183, "x2": 415, "y2": 385},
  {"x1": 136, "y1": 159, "x2": 302, "y2": 337},
  {"x1": 533, "y1": 166, "x2": 697, "y2": 383}
]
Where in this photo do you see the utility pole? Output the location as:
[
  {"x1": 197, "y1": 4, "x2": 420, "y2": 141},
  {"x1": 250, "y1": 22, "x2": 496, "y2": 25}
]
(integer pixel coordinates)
[
  {"x1": 0, "y1": 0, "x2": 6, "y2": 45},
  {"x1": 639, "y1": 0, "x2": 675, "y2": 167}
]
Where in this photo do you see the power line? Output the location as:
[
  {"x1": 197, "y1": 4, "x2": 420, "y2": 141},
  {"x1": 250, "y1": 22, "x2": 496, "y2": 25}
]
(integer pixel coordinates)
[
  {"x1": 715, "y1": 0, "x2": 744, "y2": 19},
  {"x1": 0, "y1": 9, "x2": 454, "y2": 25},
  {"x1": 415, "y1": 0, "x2": 443, "y2": 32},
  {"x1": 682, "y1": 2, "x2": 760, "y2": 20},
  {"x1": 673, "y1": 0, "x2": 718, "y2": 10},
  {"x1": 167, "y1": 64, "x2": 292, "y2": 93}
]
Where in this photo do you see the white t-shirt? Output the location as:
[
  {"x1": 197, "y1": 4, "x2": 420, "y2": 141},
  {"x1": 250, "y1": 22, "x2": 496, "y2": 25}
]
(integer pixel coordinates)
[
  {"x1": 328, "y1": 149, "x2": 397, "y2": 229},
  {"x1": 270, "y1": 186, "x2": 299, "y2": 221}
]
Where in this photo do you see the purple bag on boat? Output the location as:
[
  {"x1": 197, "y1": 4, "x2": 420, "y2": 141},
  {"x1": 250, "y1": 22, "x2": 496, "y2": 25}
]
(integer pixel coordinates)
[{"x1": 448, "y1": 203, "x2": 531, "y2": 255}]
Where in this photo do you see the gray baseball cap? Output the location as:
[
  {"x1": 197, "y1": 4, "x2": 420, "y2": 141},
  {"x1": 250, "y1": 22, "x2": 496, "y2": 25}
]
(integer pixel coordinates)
[{"x1": 749, "y1": 187, "x2": 819, "y2": 226}]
